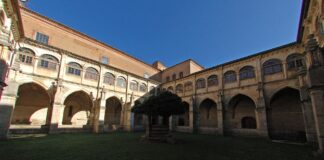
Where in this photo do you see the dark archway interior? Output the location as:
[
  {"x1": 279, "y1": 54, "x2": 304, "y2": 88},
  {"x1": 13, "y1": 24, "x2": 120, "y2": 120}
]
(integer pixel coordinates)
[
  {"x1": 199, "y1": 99, "x2": 217, "y2": 128},
  {"x1": 268, "y1": 88, "x2": 306, "y2": 142},
  {"x1": 12, "y1": 83, "x2": 50, "y2": 125},
  {"x1": 177, "y1": 102, "x2": 190, "y2": 126},
  {"x1": 225, "y1": 95, "x2": 256, "y2": 130},
  {"x1": 104, "y1": 97, "x2": 122, "y2": 128},
  {"x1": 63, "y1": 91, "x2": 92, "y2": 125}
]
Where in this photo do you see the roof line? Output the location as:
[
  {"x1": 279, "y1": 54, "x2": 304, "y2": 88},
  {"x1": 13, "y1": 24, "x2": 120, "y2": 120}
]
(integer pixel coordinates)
[
  {"x1": 161, "y1": 42, "x2": 298, "y2": 85},
  {"x1": 19, "y1": 6, "x2": 160, "y2": 72},
  {"x1": 297, "y1": 0, "x2": 310, "y2": 43},
  {"x1": 162, "y1": 59, "x2": 204, "y2": 73}
]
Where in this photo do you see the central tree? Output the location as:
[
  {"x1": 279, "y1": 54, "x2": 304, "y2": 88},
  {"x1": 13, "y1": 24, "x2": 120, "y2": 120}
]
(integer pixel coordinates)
[{"x1": 131, "y1": 91, "x2": 186, "y2": 139}]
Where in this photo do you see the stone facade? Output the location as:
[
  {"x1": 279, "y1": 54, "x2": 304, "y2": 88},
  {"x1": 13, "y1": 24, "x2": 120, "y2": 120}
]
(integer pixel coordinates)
[{"x1": 0, "y1": 0, "x2": 324, "y2": 154}]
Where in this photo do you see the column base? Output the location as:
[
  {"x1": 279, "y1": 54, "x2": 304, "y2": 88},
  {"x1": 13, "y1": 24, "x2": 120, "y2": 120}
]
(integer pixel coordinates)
[{"x1": 41, "y1": 124, "x2": 58, "y2": 134}]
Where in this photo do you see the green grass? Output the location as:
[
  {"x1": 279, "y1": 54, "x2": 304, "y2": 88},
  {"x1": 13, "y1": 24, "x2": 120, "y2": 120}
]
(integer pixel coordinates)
[{"x1": 0, "y1": 132, "x2": 319, "y2": 160}]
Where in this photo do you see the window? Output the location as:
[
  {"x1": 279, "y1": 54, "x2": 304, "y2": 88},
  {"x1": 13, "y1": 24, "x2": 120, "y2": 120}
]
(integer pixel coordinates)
[
  {"x1": 38, "y1": 54, "x2": 58, "y2": 70},
  {"x1": 18, "y1": 48, "x2": 35, "y2": 65},
  {"x1": 84, "y1": 67, "x2": 99, "y2": 81},
  {"x1": 239, "y1": 66, "x2": 255, "y2": 80},
  {"x1": 149, "y1": 86, "x2": 155, "y2": 94},
  {"x1": 67, "y1": 62, "x2": 82, "y2": 76},
  {"x1": 179, "y1": 72, "x2": 184, "y2": 78},
  {"x1": 184, "y1": 82, "x2": 193, "y2": 91},
  {"x1": 130, "y1": 80, "x2": 138, "y2": 91},
  {"x1": 101, "y1": 56, "x2": 109, "y2": 65},
  {"x1": 224, "y1": 71, "x2": 237, "y2": 83},
  {"x1": 172, "y1": 73, "x2": 176, "y2": 80},
  {"x1": 287, "y1": 54, "x2": 305, "y2": 70},
  {"x1": 263, "y1": 59, "x2": 282, "y2": 75},
  {"x1": 167, "y1": 86, "x2": 174, "y2": 92},
  {"x1": 116, "y1": 76, "x2": 126, "y2": 88},
  {"x1": 103, "y1": 72, "x2": 115, "y2": 86},
  {"x1": 144, "y1": 73, "x2": 150, "y2": 79},
  {"x1": 207, "y1": 75, "x2": 218, "y2": 87},
  {"x1": 176, "y1": 84, "x2": 183, "y2": 93},
  {"x1": 196, "y1": 78, "x2": 206, "y2": 89},
  {"x1": 36, "y1": 32, "x2": 49, "y2": 44},
  {"x1": 139, "y1": 83, "x2": 147, "y2": 92},
  {"x1": 166, "y1": 76, "x2": 170, "y2": 82}
]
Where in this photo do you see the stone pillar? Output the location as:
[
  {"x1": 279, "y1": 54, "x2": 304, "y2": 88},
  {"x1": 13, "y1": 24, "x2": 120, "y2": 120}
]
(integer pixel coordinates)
[
  {"x1": 189, "y1": 102, "x2": 194, "y2": 133},
  {"x1": 301, "y1": 99, "x2": 318, "y2": 144},
  {"x1": 0, "y1": 80, "x2": 19, "y2": 139},
  {"x1": 310, "y1": 89, "x2": 324, "y2": 153},
  {"x1": 217, "y1": 101, "x2": 224, "y2": 135},
  {"x1": 256, "y1": 98, "x2": 268, "y2": 137},
  {"x1": 0, "y1": 94, "x2": 16, "y2": 139}
]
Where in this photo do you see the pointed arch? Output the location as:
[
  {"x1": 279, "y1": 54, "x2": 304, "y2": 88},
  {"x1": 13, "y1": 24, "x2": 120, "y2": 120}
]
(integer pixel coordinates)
[
  {"x1": 104, "y1": 96, "x2": 122, "y2": 130},
  {"x1": 199, "y1": 98, "x2": 217, "y2": 128},
  {"x1": 268, "y1": 87, "x2": 306, "y2": 142}
]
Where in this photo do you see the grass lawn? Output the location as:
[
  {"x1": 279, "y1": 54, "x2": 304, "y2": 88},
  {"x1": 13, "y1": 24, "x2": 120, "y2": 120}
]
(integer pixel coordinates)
[{"x1": 0, "y1": 132, "x2": 319, "y2": 160}]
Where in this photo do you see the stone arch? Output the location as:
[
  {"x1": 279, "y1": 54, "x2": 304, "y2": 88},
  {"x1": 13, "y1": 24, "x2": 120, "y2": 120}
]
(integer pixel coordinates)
[
  {"x1": 62, "y1": 90, "x2": 92, "y2": 125},
  {"x1": 12, "y1": 82, "x2": 51, "y2": 125},
  {"x1": 199, "y1": 98, "x2": 217, "y2": 128},
  {"x1": 177, "y1": 102, "x2": 190, "y2": 126},
  {"x1": 268, "y1": 87, "x2": 306, "y2": 142},
  {"x1": 104, "y1": 96, "x2": 122, "y2": 130},
  {"x1": 225, "y1": 94, "x2": 257, "y2": 131}
]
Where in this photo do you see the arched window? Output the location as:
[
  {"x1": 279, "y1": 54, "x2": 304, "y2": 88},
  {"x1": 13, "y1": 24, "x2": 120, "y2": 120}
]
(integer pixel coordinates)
[
  {"x1": 241, "y1": 117, "x2": 256, "y2": 129},
  {"x1": 116, "y1": 76, "x2": 126, "y2": 88},
  {"x1": 224, "y1": 71, "x2": 237, "y2": 83},
  {"x1": 172, "y1": 73, "x2": 176, "y2": 80},
  {"x1": 176, "y1": 84, "x2": 183, "y2": 93},
  {"x1": 179, "y1": 72, "x2": 184, "y2": 78},
  {"x1": 85, "y1": 67, "x2": 99, "y2": 81},
  {"x1": 139, "y1": 83, "x2": 147, "y2": 92},
  {"x1": 18, "y1": 48, "x2": 35, "y2": 65},
  {"x1": 207, "y1": 75, "x2": 218, "y2": 87},
  {"x1": 38, "y1": 54, "x2": 59, "y2": 70},
  {"x1": 103, "y1": 72, "x2": 115, "y2": 86},
  {"x1": 196, "y1": 78, "x2": 206, "y2": 89},
  {"x1": 239, "y1": 66, "x2": 255, "y2": 80},
  {"x1": 184, "y1": 81, "x2": 193, "y2": 91},
  {"x1": 130, "y1": 80, "x2": 138, "y2": 91},
  {"x1": 149, "y1": 86, "x2": 155, "y2": 94},
  {"x1": 287, "y1": 54, "x2": 305, "y2": 69},
  {"x1": 263, "y1": 59, "x2": 282, "y2": 75},
  {"x1": 67, "y1": 62, "x2": 82, "y2": 76},
  {"x1": 167, "y1": 86, "x2": 174, "y2": 92}
]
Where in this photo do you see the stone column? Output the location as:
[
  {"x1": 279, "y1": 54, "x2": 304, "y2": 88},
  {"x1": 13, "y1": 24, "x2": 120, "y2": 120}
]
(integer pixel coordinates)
[
  {"x1": 0, "y1": 94, "x2": 16, "y2": 139},
  {"x1": 301, "y1": 99, "x2": 318, "y2": 144},
  {"x1": 217, "y1": 101, "x2": 224, "y2": 135},
  {"x1": 256, "y1": 97, "x2": 268, "y2": 137},
  {"x1": 310, "y1": 89, "x2": 324, "y2": 154},
  {"x1": 0, "y1": 80, "x2": 19, "y2": 139},
  {"x1": 42, "y1": 89, "x2": 63, "y2": 134},
  {"x1": 189, "y1": 102, "x2": 195, "y2": 133}
]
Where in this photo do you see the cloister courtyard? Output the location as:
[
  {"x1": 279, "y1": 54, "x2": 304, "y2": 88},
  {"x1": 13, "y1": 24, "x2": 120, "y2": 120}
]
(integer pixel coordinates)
[{"x1": 0, "y1": 132, "x2": 321, "y2": 160}]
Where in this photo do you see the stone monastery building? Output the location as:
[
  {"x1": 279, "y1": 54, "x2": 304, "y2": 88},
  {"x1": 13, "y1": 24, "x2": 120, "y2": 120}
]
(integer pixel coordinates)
[{"x1": 0, "y1": 0, "x2": 324, "y2": 154}]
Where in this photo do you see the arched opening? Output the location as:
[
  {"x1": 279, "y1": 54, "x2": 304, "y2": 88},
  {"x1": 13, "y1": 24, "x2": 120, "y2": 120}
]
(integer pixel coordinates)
[
  {"x1": 177, "y1": 102, "x2": 190, "y2": 126},
  {"x1": 11, "y1": 83, "x2": 50, "y2": 126},
  {"x1": 38, "y1": 54, "x2": 59, "y2": 70},
  {"x1": 134, "y1": 100, "x2": 144, "y2": 127},
  {"x1": 268, "y1": 88, "x2": 306, "y2": 142},
  {"x1": 104, "y1": 97, "x2": 122, "y2": 130},
  {"x1": 62, "y1": 91, "x2": 92, "y2": 126},
  {"x1": 199, "y1": 99, "x2": 217, "y2": 128},
  {"x1": 225, "y1": 94, "x2": 256, "y2": 130}
]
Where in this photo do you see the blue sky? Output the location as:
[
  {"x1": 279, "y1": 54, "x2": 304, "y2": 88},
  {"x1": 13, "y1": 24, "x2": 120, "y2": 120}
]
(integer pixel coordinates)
[{"x1": 27, "y1": 0, "x2": 303, "y2": 68}]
